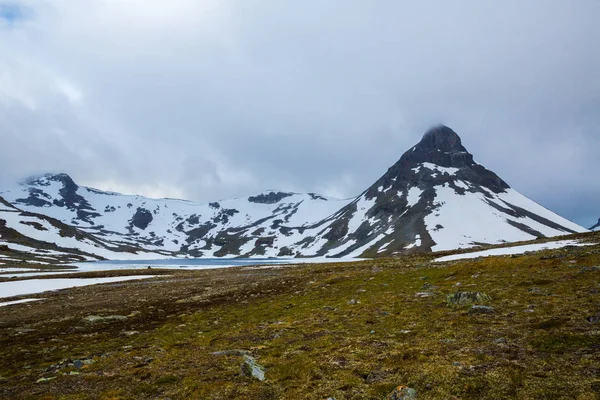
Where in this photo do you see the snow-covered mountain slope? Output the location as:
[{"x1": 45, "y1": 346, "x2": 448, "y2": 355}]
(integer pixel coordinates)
[
  {"x1": 286, "y1": 125, "x2": 588, "y2": 257},
  {"x1": 0, "y1": 174, "x2": 353, "y2": 258},
  {"x1": 590, "y1": 218, "x2": 600, "y2": 231},
  {"x1": 0, "y1": 195, "x2": 164, "y2": 264},
  {"x1": 0, "y1": 125, "x2": 588, "y2": 259}
]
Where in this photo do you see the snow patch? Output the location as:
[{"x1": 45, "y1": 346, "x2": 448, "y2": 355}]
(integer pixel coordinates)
[
  {"x1": 433, "y1": 240, "x2": 594, "y2": 262},
  {"x1": 405, "y1": 187, "x2": 423, "y2": 208},
  {"x1": 0, "y1": 275, "x2": 156, "y2": 299}
]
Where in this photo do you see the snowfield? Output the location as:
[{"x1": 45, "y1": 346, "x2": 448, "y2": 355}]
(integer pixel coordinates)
[
  {"x1": 0, "y1": 275, "x2": 156, "y2": 299},
  {"x1": 433, "y1": 240, "x2": 594, "y2": 262}
]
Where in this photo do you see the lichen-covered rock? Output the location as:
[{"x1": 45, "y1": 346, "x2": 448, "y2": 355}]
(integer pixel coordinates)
[
  {"x1": 241, "y1": 354, "x2": 265, "y2": 381},
  {"x1": 212, "y1": 350, "x2": 266, "y2": 381},
  {"x1": 446, "y1": 291, "x2": 491, "y2": 306},
  {"x1": 387, "y1": 386, "x2": 417, "y2": 400}
]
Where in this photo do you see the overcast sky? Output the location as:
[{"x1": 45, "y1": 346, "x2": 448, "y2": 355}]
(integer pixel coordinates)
[{"x1": 0, "y1": 1, "x2": 599, "y2": 227}]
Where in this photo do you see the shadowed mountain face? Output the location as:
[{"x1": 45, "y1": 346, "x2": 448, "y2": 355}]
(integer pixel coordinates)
[
  {"x1": 0, "y1": 126, "x2": 587, "y2": 260},
  {"x1": 590, "y1": 218, "x2": 600, "y2": 231}
]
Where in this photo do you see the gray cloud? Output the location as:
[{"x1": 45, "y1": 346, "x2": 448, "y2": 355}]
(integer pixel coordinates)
[{"x1": 0, "y1": 0, "x2": 599, "y2": 226}]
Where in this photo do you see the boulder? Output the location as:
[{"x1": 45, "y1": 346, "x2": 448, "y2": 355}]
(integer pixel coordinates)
[{"x1": 387, "y1": 386, "x2": 417, "y2": 400}]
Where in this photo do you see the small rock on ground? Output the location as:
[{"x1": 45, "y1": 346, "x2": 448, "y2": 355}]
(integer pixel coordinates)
[
  {"x1": 446, "y1": 291, "x2": 490, "y2": 306},
  {"x1": 83, "y1": 315, "x2": 127, "y2": 323},
  {"x1": 387, "y1": 386, "x2": 417, "y2": 400}
]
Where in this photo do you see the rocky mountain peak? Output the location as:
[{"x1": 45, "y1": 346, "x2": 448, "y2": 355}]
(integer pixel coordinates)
[
  {"x1": 23, "y1": 172, "x2": 77, "y2": 189},
  {"x1": 418, "y1": 125, "x2": 466, "y2": 153},
  {"x1": 400, "y1": 125, "x2": 475, "y2": 169},
  {"x1": 590, "y1": 218, "x2": 600, "y2": 231}
]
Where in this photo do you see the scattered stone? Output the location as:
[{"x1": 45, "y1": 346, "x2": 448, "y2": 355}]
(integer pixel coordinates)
[
  {"x1": 69, "y1": 371, "x2": 80, "y2": 376},
  {"x1": 240, "y1": 354, "x2": 265, "y2": 381},
  {"x1": 580, "y1": 266, "x2": 600, "y2": 273},
  {"x1": 415, "y1": 292, "x2": 433, "y2": 298},
  {"x1": 453, "y1": 362, "x2": 463, "y2": 367},
  {"x1": 322, "y1": 306, "x2": 337, "y2": 311},
  {"x1": 83, "y1": 315, "x2": 127, "y2": 323},
  {"x1": 387, "y1": 386, "x2": 417, "y2": 400},
  {"x1": 121, "y1": 331, "x2": 139, "y2": 336},
  {"x1": 36, "y1": 377, "x2": 56, "y2": 383},
  {"x1": 366, "y1": 370, "x2": 386, "y2": 383},
  {"x1": 493, "y1": 337, "x2": 507, "y2": 344},
  {"x1": 73, "y1": 360, "x2": 83, "y2": 369},
  {"x1": 212, "y1": 350, "x2": 266, "y2": 381},
  {"x1": 399, "y1": 330, "x2": 411, "y2": 334},
  {"x1": 446, "y1": 291, "x2": 491, "y2": 306},
  {"x1": 14, "y1": 328, "x2": 36, "y2": 334},
  {"x1": 469, "y1": 305, "x2": 495, "y2": 314},
  {"x1": 348, "y1": 299, "x2": 360, "y2": 305}
]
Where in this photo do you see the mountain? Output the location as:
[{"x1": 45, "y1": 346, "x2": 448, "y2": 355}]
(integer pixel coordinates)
[
  {"x1": 0, "y1": 194, "x2": 163, "y2": 265},
  {"x1": 302, "y1": 125, "x2": 587, "y2": 257},
  {"x1": 590, "y1": 218, "x2": 600, "y2": 231},
  {"x1": 0, "y1": 125, "x2": 587, "y2": 260}
]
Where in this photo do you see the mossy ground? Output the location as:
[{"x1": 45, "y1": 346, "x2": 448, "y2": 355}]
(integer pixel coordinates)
[{"x1": 1, "y1": 233, "x2": 599, "y2": 399}]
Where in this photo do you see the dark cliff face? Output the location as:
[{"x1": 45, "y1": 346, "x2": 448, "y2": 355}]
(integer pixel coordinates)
[{"x1": 590, "y1": 218, "x2": 600, "y2": 230}]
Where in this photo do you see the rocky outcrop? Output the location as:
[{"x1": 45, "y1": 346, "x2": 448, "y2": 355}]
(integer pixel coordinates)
[
  {"x1": 130, "y1": 208, "x2": 153, "y2": 230},
  {"x1": 248, "y1": 191, "x2": 293, "y2": 204}
]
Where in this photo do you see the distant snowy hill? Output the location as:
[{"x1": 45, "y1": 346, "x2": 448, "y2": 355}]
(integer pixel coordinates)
[
  {"x1": 0, "y1": 195, "x2": 164, "y2": 264},
  {"x1": 590, "y1": 218, "x2": 600, "y2": 231},
  {"x1": 0, "y1": 125, "x2": 588, "y2": 260}
]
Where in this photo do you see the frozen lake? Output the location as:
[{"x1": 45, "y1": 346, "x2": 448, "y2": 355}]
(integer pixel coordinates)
[
  {"x1": 77, "y1": 257, "x2": 296, "y2": 272},
  {"x1": 0, "y1": 258, "x2": 303, "y2": 279},
  {"x1": 0, "y1": 258, "x2": 355, "y2": 300}
]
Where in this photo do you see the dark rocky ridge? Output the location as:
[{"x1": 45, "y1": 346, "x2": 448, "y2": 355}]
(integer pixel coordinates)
[
  {"x1": 590, "y1": 218, "x2": 600, "y2": 231},
  {"x1": 248, "y1": 192, "x2": 293, "y2": 204}
]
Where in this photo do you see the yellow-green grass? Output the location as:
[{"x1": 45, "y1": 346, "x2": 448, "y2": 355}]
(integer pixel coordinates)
[{"x1": 0, "y1": 233, "x2": 599, "y2": 399}]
